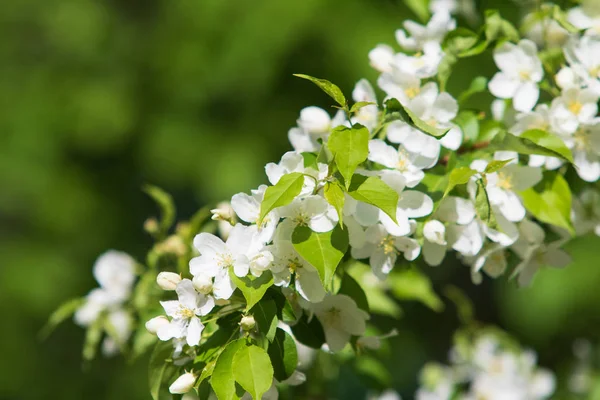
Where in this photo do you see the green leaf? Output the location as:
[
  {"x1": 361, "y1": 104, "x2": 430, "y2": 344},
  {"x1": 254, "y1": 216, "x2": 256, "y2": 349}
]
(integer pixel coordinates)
[
  {"x1": 484, "y1": 159, "x2": 513, "y2": 174},
  {"x1": 350, "y1": 101, "x2": 376, "y2": 114},
  {"x1": 444, "y1": 167, "x2": 477, "y2": 198},
  {"x1": 492, "y1": 129, "x2": 573, "y2": 164},
  {"x1": 520, "y1": 171, "x2": 575, "y2": 235},
  {"x1": 347, "y1": 174, "x2": 399, "y2": 223},
  {"x1": 258, "y1": 172, "x2": 304, "y2": 225},
  {"x1": 551, "y1": 5, "x2": 579, "y2": 33},
  {"x1": 338, "y1": 272, "x2": 369, "y2": 312},
  {"x1": 454, "y1": 111, "x2": 479, "y2": 143},
  {"x1": 39, "y1": 297, "x2": 85, "y2": 339},
  {"x1": 443, "y1": 28, "x2": 479, "y2": 53},
  {"x1": 403, "y1": 0, "x2": 430, "y2": 22},
  {"x1": 292, "y1": 224, "x2": 349, "y2": 285},
  {"x1": 83, "y1": 316, "x2": 104, "y2": 363},
  {"x1": 195, "y1": 323, "x2": 238, "y2": 364},
  {"x1": 458, "y1": 77, "x2": 488, "y2": 105},
  {"x1": 230, "y1": 271, "x2": 274, "y2": 311},
  {"x1": 149, "y1": 341, "x2": 179, "y2": 400},
  {"x1": 293, "y1": 74, "x2": 347, "y2": 108},
  {"x1": 328, "y1": 124, "x2": 369, "y2": 188},
  {"x1": 346, "y1": 262, "x2": 402, "y2": 318},
  {"x1": 143, "y1": 184, "x2": 176, "y2": 238},
  {"x1": 291, "y1": 313, "x2": 326, "y2": 349},
  {"x1": 384, "y1": 98, "x2": 448, "y2": 138},
  {"x1": 474, "y1": 178, "x2": 498, "y2": 230},
  {"x1": 251, "y1": 299, "x2": 278, "y2": 342},
  {"x1": 389, "y1": 268, "x2": 444, "y2": 312},
  {"x1": 268, "y1": 328, "x2": 298, "y2": 381},
  {"x1": 324, "y1": 181, "x2": 345, "y2": 226},
  {"x1": 211, "y1": 339, "x2": 247, "y2": 400},
  {"x1": 232, "y1": 345, "x2": 274, "y2": 400}
]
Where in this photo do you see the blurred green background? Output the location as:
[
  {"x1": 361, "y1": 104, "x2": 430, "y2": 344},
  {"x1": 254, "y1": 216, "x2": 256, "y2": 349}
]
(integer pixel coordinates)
[{"x1": 2, "y1": 0, "x2": 600, "y2": 399}]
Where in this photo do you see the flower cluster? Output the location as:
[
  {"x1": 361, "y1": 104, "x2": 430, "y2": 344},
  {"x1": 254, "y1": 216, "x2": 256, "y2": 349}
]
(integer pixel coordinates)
[
  {"x1": 415, "y1": 329, "x2": 555, "y2": 400},
  {"x1": 74, "y1": 251, "x2": 136, "y2": 356},
  {"x1": 49, "y1": 0, "x2": 600, "y2": 399}
]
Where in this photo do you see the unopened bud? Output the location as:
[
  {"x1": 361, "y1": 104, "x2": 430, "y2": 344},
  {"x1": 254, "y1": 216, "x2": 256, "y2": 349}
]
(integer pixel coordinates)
[
  {"x1": 144, "y1": 218, "x2": 159, "y2": 235},
  {"x1": 240, "y1": 315, "x2": 256, "y2": 331},
  {"x1": 423, "y1": 220, "x2": 446, "y2": 245},
  {"x1": 157, "y1": 272, "x2": 181, "y2": 291},
  {"x1": 211, "y1": 202, "x2": 235, "y2": 224},
  {"x1": 192, "y1": 275, "x2": 213, "y2": 295},
  {"x1": 156, "y1": 235, "x2": 187, "y2": 256},
  {"x1": 169, "y1": 371, "x2": 196, "y2": 394},
  {"x1": 145, "y1": 316, "x2": 169, "y2": 335}
]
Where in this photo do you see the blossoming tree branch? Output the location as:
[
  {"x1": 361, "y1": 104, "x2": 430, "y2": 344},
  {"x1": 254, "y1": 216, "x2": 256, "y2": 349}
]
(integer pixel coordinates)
[{"x1": 44, "y1": 0, "x2": 600, "y2": 398}]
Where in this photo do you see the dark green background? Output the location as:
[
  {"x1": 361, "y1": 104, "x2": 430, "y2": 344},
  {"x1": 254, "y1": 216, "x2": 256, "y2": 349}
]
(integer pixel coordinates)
[{"x1": 2, "y1": 0, "x2": 599, "y2": 398}]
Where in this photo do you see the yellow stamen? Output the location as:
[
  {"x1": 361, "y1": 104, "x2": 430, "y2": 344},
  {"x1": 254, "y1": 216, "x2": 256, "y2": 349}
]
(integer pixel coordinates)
[
  {"x1": 568, "y1": 101, "x2": 583, "y2": 115},
  {"x1": 496, "y1": 172, "x2": 513, "y2": 191}
]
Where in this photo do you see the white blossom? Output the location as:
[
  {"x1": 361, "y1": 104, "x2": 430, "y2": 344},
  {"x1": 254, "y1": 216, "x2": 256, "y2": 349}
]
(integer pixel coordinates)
[
  {"x1": 511, "y1": 219, "x2": 571, "y2": 286},
  {"x1": 231, "y1": 184, "x2": 279, "y2": 243},
  {"x1": 289, "y1": 107, "x2": 345, "y2": 152},
  {"x1": 313, "y1": 294, "x2": 369, "y2": 352},
  {"x1": 157, "y1": 279, "x2": 214, "y2": 346},
  {"x1": 265, "y1": 151, "x2": 327, "y2": 195},
  {"x1": 489, "y1": 39, "x2": 544, "y2": 112},
  {"x1": 470, "y1": 155, "x2": 542, "y2": 222},
  {"x1": 550, "y1": 87, "x2": 599, "y2": 135},
  {"x1": 395, "y1": 11, "x2": 456, "y2": 52},
  {"x1": 392, "y1": 42, "x2": 445, "y2": 79},
  {"x1": 572, "y1": 188, "x2": 600, "y2": 236},
  {"x1": 387, "y1": 82, "x2": 462, "y2": 167}
]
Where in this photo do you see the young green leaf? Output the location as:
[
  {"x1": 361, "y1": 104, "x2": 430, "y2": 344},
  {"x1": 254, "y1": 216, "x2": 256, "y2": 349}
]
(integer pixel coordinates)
[
  {"x1": 268, "y1": 328, "x2": 298, "y2": 381},
  {"x1": 251, "y1": 299, "x2": 278, "y2": 342},
  {"x1": 347, "y1": 174, "x2": 399, "y2": 223},
  {"x1": 232, "y1": 345, "x2": 274, "y2": 400},
  {"x1": 211, "y1": 339, "x2": 247, "y2": 400},
  {"x1": 551, "y1": 5, "x2": 579, "y2": 33},
  {"x1": 484, "y1": 159, "x2": 513, "y2": 174},
  {"x1": 389, "y1": 268, "x2": 444, "y2": 312},
  {"x1": 230, "y1": 271, "x2": 274, "y2": 311},
  {"x1": 143, "y1": 184, "x2": 176, "y2": 238},
  {"x1": 474, "y1": 178, "x2": 498, "y2": 230},
  {"x1": 520, "y1": 172, "x2": 575, "y2": 235},
  {"x1": 292, "y1": 224, "x2": 349, "y2": 285},
  {"x1": 444, "y1": 167, "x2": 478, "y2": 198},
  {"x1": 293, "y1": 74, "x2": 347, "y2": 108},
  {"x1": 338, "y1": 272, "x2": 369, "y2": 312},
  {"x1": 350, "y1": 101, "x2": 376, "y2": 114},
  {"x1": 258, "y1": 172, "x2": 305, "y2": 225},
  {"x1": 324, "y1": 181, "x2": 345, "y2": 226},
  {"x1": 39, "y1": 297, "x2": 85, "y2": 339},
  {"x1": 83, "y1": 316, "x2": 104, "y2": 363},
  {"x1": 384, "y1": 98, "x2": 449, "y2": 138},
  {"x1": 492, "y1": 129, "x2": 573, "y2": 164},
  {"x1": 458, "y1": 76, "x2": 488, "y2": 105},
  {"x1": 328, "y1": 124, "x2": 370, "y2": 188}
]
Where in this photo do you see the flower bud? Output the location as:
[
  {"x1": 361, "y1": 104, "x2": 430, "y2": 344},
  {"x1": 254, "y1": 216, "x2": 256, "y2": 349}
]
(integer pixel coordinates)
[
  {"x1": 356, "y1": 336, "x2": 381, "y2": 350},
  {"x1": 423, "y1": 220, "x2": 447, "y2": 245},
  {"x1": 144, "y1": 218, "x2": 159, "y2": 235},
  {"x1": 169, "y1": 371, "x2": 196, "y2": 394},
  {"x1": 192, "y1": 275, "x2": 213, "y2": 295},
  {"x1": 211, "y1": 202, "x2": 235, "y2": 223},
  {"x1": 145, "y1": 316, "x2": 169, "y2": 335},
  {"x1": 156, "y1": 272, "x2": 181, "y2": 291},
  {"x1": 240, "y1": 315, "x2": 256, "y2": 331}
]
